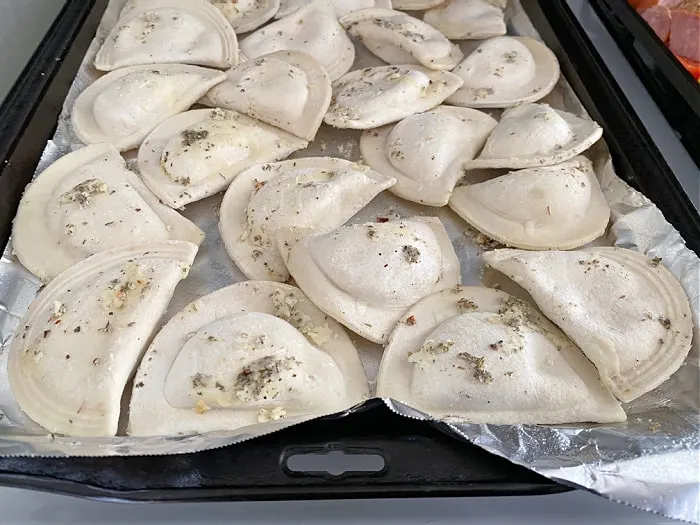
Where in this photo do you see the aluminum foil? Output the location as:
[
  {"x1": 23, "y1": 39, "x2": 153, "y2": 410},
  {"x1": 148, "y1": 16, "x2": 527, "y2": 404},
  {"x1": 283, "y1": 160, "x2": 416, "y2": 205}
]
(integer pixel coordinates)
[{"x1": 0, "y1": 0, "x2": 697, "y2": 522}]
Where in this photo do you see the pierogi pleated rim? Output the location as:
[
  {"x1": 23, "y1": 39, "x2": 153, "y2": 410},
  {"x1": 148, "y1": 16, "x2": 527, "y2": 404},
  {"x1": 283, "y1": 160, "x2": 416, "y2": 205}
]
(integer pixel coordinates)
[
  {"x1": 129, "y1": 281, "x2": 369, "y2": 436},
  {"x1": 241, "y1": 1, "x2": 356, "y2": 82},
  {"x1": 218, "y1": 156, "x2": 395, "y2": 283},
  {"x1": 71, "y1": 63, "x2": 226, "y2": 152},
  {"x1": 447, "y1": 36, "x2": 560, "y2": 109},
  {"x1": 359, "y1": 106, "x2": 498, "y2": 207},
  {"x1": 423, "y1": 0, "x2": 507, "y2": 41},
  {"x1": 137, "y1": 108, "x2": 307, "y2": 208},
  {"x1": 8, "y1": 241, "x2": 198, "y2": 437},
  {"x1": 95, "y1": 0, "x2": 239, "y2": 71},
  {"x1": 483, "y1": 247, "x2": 694, "y2": 403},
  {"x1": 340, "y1": 8, "x2": 464, "y2": 71},
  {"x1": 12, "y1": 143, "x2": 204, "y2": 283},
  {"x1": 376, "y1": 286, "x2": 626, "y2": 425},
  {"x1": 449, "y1": 157, "x2": 611, "y2": 250},
  {"x1": 200, "y1": 50, "x2": 332, "y2": 141},
  {"x1": 324, "y1": 65, "x2": 464, "y2": 129},
  {"x1": 277, "y1": 216, "x2": 462, "y2": 344}
]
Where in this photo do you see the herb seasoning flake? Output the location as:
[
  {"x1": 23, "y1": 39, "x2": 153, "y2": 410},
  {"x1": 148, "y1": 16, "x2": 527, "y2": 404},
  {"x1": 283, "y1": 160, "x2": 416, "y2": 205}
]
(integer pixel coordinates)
[
  {"x1": 180, "y1": 129, "x2": 209, "y2": 147},
  {"x1": 458, "y1": 352, "x2": 494, "y2": 384},
  {"x1": 402, "y1": 245, "x2": 421, "y2": 264}
]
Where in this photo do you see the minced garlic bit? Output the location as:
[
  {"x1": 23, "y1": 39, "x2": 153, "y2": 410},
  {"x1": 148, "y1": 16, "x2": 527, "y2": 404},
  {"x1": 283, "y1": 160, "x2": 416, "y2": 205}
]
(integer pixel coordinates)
[
  {"x1": 233, "y1": 355, "x2": 298, "y2": 402},
  {"x1": 99, "y1": 264, "x2": 150, "y2": 311},
  {"x1": 194, "y1": 399, "x2": 210, "y2": 415},
  {"x1": 497, "y1": 296, "x2": 539, "y2": 334},
  {"x1": 60, "y1": 179, "x2": 108, "y2": 207},
  {"x1": 48, "y1": 301, "x2": 66, "y2": 322},
  {"x1": 258, "y1": 406, "x2": 287, "y2": 423},
  {"x1": 408, "y1": 339, "x2": 454, "y2": 368},
  {"x1": 269, "y1": 290, "x2": 325, "y2": 343},
  {"x1": 421, "y1": 340, "x2": 454, "y2": 354},
  {"x1": 305, "y1": 323, "x2": 333, "y2": 346}
]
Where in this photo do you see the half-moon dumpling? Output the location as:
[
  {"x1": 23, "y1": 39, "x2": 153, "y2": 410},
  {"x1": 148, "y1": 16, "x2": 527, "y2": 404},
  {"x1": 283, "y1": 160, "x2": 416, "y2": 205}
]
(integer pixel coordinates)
[
  {"x1": 277, "y1": 217, "x2": 461, "y2": 343},
  {"x1": 376, "y1": 286, "x2": 626, "y2": 424},
  {"x1": 447, "y1": 37, "x2": 560, "y2": 109},
  {"x1": 12, "y1": 144, "x2": 204, "y2": 283},
  {"x1": 219, "y1": 157, "x2": 396, "y2": 282},
  {"x1": 276, "y1": 0, "x2": 311, "y2": 18},
  {"x1": 466, "y1": 103, "x2": 603, "y2": 169},
  {"x1": 324, "y1": 65, "x2": 463, "y2": 129},
  {"x1": 482, "y1": 248, "x2": 694, "y2": 402},
  {"x1": 208, "y1": 0, "x2": 279, "y2": 32},
  {"x1": 138, "y1": 108, "x2": 307, "y2": 208},
  {"x1": 340, "y1": 9, "x2": 464, "y2": 71},
  {"x1": 360, "y1": 106, "x2": 496, "y2": 206},
  {"x1": 423, "y1": 0, "x2": 506, "y2": 40},
  {"x1": 240, "y1": 1, "x2": 355, "y2": 81},
  {"x1": 122, "y1": 0, "x2": 279, "y2": 32},
  {"x1": 332, "y1": 0, "x2": 393, "y2": 17},
  {"x1": 95, "y1": 0, "x2": 238, "y2": 71},
  {"x1": 201, "y1": 51, "x2": 332, "y2": 141},
  {"x1": 72, "y1": 64, "x2": 226, "y2": 152},
  {"x1": 276, "y1": 0, "x2": 393, "y2": 18},
  {"x1": 393, "y1": 0, "x2": 445, "y2": 9},
  {"x1": 449, "y1": 157, "x2": 610, "y2": 249},
  {"x1": 8, "y1": 241, "x2": 198, "y2": 436},
  {"x1": 128, "y1": 281, "x2": 369, "y2": 435}
]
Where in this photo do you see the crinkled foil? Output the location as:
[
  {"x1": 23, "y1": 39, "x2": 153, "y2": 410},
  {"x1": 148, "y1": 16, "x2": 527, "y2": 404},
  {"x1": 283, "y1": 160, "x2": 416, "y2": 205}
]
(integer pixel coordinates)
[{"x1": 0, "y1": 0, "x2": 697, "y2": 522}]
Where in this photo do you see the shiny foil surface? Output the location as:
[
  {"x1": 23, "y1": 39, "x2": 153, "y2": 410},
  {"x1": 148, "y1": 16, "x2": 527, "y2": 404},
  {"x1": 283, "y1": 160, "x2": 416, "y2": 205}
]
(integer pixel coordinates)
[{"x1": 0, "y1": 0, "x2": 696, "y2": 522}]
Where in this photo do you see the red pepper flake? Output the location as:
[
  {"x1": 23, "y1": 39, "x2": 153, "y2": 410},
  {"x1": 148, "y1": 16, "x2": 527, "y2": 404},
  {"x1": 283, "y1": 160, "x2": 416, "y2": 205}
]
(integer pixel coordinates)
[
  {"x1": 135, "y1": 208, "x2": 142, "y2": 212},
  {"x1": 406, "y1": 315, "x2": 416, "y2": 326},
  {"x1": 376, "y1": 217, "x2": 389, "y2": 223}
]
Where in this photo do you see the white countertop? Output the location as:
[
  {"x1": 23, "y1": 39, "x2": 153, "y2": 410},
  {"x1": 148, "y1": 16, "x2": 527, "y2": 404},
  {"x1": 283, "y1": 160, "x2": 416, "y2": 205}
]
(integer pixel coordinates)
[
  {"x1": 0, "y1": 1, "x2": 694, "y2": 524},
  {"x1": 0, "y1": 486, "x2": 678, "y2": 525}
]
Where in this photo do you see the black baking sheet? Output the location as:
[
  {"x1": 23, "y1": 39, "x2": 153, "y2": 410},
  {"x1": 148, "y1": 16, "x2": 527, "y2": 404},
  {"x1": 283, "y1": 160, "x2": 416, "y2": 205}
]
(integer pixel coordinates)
[{"x1": 0, "y1": 0, "x2": 697, "y2": 503}]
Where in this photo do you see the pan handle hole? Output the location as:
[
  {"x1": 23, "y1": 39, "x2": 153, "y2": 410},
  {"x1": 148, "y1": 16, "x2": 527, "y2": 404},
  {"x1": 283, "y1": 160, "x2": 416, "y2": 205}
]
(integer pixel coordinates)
[{"x1": 284, "y1": 450, "x2": 386, "y2": 477}]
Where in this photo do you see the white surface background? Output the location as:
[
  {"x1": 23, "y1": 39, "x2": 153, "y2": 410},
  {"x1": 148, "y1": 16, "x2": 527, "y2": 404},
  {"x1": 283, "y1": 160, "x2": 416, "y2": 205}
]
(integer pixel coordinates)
[
  {"x1": 0, "y1": 487, "x2": 679, "y2": 524},
  {"x1": 0, "y1": 0, "x2": 695, "y2": 523}
]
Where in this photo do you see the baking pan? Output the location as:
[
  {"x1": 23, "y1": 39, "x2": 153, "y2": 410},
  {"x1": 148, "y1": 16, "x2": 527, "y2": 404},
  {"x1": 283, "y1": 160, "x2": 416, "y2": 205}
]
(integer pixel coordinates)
[
  {"x1": 590, "y1": 0, "x2": 700, "y2": 168},
  {"x1": 0, "y1": 0, "x2": 697, "y2": 503}
]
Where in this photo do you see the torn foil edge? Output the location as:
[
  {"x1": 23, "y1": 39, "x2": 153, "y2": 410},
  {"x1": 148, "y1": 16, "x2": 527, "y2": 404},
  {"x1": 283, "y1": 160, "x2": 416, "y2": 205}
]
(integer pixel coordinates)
[{"x1": 0, "y1": 0, "x2": 696, "y2": 523}]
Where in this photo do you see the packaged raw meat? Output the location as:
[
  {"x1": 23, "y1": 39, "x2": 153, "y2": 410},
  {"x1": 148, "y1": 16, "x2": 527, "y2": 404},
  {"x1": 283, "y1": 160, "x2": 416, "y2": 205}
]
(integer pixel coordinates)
[
  {"x1": 669, "y1": 1, "x2": 700, "y2": 62},
  {"x1": 641, "y1": 5, "x2": 672, "y2": 40}
]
